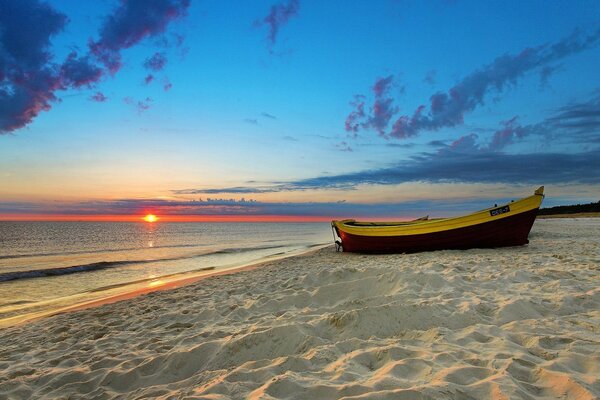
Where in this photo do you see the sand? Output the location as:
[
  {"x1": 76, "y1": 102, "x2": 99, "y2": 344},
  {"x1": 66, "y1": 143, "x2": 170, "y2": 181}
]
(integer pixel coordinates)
[{"x1": 1, "y1": 219, "x2": 599, "y2": 399}]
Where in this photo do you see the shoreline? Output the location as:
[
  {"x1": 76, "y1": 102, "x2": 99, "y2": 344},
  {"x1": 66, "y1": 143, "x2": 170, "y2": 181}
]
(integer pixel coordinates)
[
  {"x1": 0, "y1": 243, "x2": 331, "y2": 329},
  {"x1": 0, "y1": 219, "x2": 598, "y2": 399}
]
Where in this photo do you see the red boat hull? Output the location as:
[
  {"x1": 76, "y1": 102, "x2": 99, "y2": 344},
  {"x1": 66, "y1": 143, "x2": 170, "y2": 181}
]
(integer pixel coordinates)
[{"x1": 336, "y1": 208, "x2": 540, "y2": 253}]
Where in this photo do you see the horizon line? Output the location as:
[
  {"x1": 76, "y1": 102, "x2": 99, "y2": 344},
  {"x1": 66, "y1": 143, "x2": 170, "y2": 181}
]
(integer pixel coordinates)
[{"x1": 0, "y1": 214, "x2": 421, "y2": 222}]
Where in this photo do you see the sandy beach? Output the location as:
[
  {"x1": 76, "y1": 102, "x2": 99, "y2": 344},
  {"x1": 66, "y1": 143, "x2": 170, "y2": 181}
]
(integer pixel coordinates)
[{"x1": 1, "y1": 218, "x2": 599, "y2": 399}]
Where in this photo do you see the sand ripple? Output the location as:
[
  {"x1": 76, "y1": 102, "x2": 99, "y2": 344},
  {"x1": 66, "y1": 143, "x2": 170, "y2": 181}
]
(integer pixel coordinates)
[{"x1": 0, "y1": 219, "x2": 599, "y2": 399}]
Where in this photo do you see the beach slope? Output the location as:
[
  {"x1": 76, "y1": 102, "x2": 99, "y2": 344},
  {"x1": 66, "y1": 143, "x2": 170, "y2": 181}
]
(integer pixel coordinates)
[{"x1": 1, "y1": 219, "x2": 599, "y2": 399}]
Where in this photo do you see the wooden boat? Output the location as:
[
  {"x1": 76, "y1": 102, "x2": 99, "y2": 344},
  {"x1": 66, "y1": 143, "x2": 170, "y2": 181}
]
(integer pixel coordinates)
[{"x1": 331, "y1": 186, "x2": 545, "y2": 253}]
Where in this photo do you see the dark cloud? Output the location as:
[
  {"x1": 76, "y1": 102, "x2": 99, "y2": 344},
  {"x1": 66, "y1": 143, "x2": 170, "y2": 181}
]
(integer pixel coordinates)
[
  {"x1": 90, "y1": 92, "x2": 108, "y2": 102},
  {"x1": 427, "y1": 140, "x2": 449, "y2": 148},
  {"x1": 256, "y1": 0, "x2": 300, "y2": 51},
  {"x1": 244, "y1": 118, "x2": 259, "y2": 125},
  {"x1": 0, "y1": 0, "x2": 67, "y2": 133},
  {"x1": 547, "y1": 95, "x2": 600, "y2": 132},
  {"x1": 290, "y1": 149, "x2": 600, "y2": 189},
  {"x1": 90, "y1": 0, "x2": 190, "y2": 73},
  {"x1": 174, "y1": 144, "x2": 600, "y2": 194},
  {"x1": 1, "y1": 0, "x2": 189, "y2": 134},
  {"x1": 60, "y1": 52, "x2": 103, "y2": 88}
]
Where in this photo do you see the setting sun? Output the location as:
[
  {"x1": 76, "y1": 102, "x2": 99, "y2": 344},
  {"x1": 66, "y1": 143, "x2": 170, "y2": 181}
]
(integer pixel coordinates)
[{"x1": 143, "y1": 214, "x2": 158, "y2": 223}]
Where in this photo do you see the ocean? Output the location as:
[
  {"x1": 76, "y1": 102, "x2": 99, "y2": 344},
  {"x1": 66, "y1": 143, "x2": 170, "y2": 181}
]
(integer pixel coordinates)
[{"x1": 0, "y1": 222, "x2": 332, "y2": 326}]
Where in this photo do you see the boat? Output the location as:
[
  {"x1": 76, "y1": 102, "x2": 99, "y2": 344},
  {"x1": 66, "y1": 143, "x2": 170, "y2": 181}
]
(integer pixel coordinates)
[{"x1": 331, "y1": 186, "x2": 545, "y2": 253}]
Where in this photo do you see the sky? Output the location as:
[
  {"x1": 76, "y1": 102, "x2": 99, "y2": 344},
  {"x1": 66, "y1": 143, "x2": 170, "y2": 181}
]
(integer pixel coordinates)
[{"x1": 1, "y1": 0, "x2": 599, "y2": 221}]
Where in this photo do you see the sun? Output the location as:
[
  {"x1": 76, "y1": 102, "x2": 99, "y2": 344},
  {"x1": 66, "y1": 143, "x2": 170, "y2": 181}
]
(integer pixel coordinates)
[{"x1": 143, "y1": 214, "x2": 158, "y2": 223}]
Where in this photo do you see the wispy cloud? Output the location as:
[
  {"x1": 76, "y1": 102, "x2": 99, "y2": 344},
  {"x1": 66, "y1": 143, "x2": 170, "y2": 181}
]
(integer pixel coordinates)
[
  {"x1": 390, "y1": 29, "x2": 600, "y2": 139},
  {"x1": 143, "y1": 52, "x2": 168, "y2": 71},
  {"x1": 336, "y1": 141, "x2": 353, "y2": 152},
  {"x1": 345, "y1": 75, "x2": 400, "y2": 138},
  {"x1": 124, "y1": 96, "x2": 153, "y2": 113},
  {"x1": 255, "y1": 0, "x2": 300, "y2": 52},
  {"x1": 261, "y1": 112, "x2": 277, "y2": 119},
  {"x1": 423, "y1": 70, "x2": 436, "y2": 85},
  {"x1": 345, "y1": 28, "x2": 600, "y2": 140},
  {"x1": 90, "y1": 92, "x2": 108, "y2": 102}
]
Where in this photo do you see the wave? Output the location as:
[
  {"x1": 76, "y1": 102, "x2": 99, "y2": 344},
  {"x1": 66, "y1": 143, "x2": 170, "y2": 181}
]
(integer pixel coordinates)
[
  {"x1": 0, "y1": 243, "x2": 207, "y2": 260},
  {"x1": 0, "y1": 245, "x2": 286, "y2": 283}
]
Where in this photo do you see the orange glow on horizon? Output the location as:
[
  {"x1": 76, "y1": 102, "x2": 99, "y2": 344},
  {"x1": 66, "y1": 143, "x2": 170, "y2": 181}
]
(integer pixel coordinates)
[{"x1": 0, "y1": 214, "x2": 344, "y2": 222}]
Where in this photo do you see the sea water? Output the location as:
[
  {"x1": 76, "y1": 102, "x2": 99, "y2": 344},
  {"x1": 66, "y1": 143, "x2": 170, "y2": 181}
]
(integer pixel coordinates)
[{"x1": 0, "y1": 222, "x2": 331, "y2": 325}]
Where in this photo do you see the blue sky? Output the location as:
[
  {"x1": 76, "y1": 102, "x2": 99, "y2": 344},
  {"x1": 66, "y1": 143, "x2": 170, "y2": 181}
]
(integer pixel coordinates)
[{"x1": 0, "y1": 0, "x2": 599, "y2": 219}]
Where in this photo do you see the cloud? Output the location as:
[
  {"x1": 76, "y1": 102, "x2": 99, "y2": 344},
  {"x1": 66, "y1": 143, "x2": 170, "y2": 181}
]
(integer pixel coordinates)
[
  {"x1": 345, "y1": 28, "x2": 600, "y2": 140},
  {"x1": 256, "y1": 0, "x2": 300, "y2": 51},
  {"x1": 90, "y1": 0, "x2": 190, "y2": 73},
  {"x1": 547, "y1": 94, "x2": 600, "y2": 132},
  {"x1": 60, "y1": 52, "x2": 103, "y2": 88},
  {"x1": 166, "y1": 90, "x2": 600, "y2": 197},
  {"x1": 290, "y1": 149, "x2": 600, "y2": 189},
  {"x1": 0, "y1": 0, "x2": 67, "y2": 133},
  {"x1": 90, "y1": 92, "x2": 108, "y2": 102},
  {"x1": 261, "y1": 112, "x2": 277, "y2": 119},
  {"x1": 389, "y1": 29, "x2": 600, "y2": 139},
  {"x1": 144, "y1": 74, "x2": 155, "y2": 84},
  {"x1": 1, "y1": 0, "x2": 189, "y2": 134},
  {"x1": 163, "y1": 78, "x2": 173, "y2": 91},
  {"x1": 345, "y1": 75, "x2": 402, "y2": 137},
  {"x1": 0, "y1": 196, "x2": 503, "y2": 218},
  {"x1": 344, "y1": 95, "x2": 366, "y2": 136},
  {"x1": 539, "y1": 64, "x2": 562, "y2": 87},
  {"x1": 245, "y1": 112, "x2": 279, "y2": 124},
  {"x1": 423, "y1": 70, "x2": 436, "y2": 85},
  {"x1": 175, "y1": 139, "x2": 600, "y2": 195},
  {"x1": 124, "y1": 96, "x2": 153, "y2": 113},
  {"x1": 336, "y1": 141, "x2": 353, "y2": 152},
  {"x1": 367, "y1": 75, "x2": 398, "y2": 136},
  {"x1": 174, "y1": 187, "x2": 281, "y2": 195},
  {"x1": 471, "y1": 94, "x2": 600, "y2": 152},
  {"x1": 143, "y1": 52, "x2": 168, "y2": 71}
]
